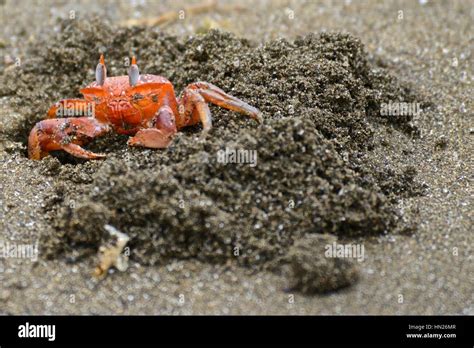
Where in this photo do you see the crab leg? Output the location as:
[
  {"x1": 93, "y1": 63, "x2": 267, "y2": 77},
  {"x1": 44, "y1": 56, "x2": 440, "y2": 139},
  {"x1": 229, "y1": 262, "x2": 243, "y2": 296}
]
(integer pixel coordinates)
[
  {"x1": 28, "y1": 117, "x2": 110, "y2": 160},
  {"x1": 46, "y1": 99, "x2": 95, "y2": 119},
  {"x1": 179, "y1": 89, "x2": 213, "y2": 132},
  {"x1": 180, "y1": 82, "x2": 263, "y2": 127}
]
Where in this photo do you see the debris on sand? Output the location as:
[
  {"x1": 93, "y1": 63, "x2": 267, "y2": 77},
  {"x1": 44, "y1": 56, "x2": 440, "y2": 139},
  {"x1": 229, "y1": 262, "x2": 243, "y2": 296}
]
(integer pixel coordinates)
[{"x1": 94, "y1": 224, "x2": 130, "y2": 278}]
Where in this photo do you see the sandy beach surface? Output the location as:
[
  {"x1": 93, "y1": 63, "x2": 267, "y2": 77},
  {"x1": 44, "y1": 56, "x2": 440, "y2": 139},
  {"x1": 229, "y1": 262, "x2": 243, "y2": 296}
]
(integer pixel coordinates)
[{"x1": 0, "y1": 0, "x2": 472, "y2": 314}]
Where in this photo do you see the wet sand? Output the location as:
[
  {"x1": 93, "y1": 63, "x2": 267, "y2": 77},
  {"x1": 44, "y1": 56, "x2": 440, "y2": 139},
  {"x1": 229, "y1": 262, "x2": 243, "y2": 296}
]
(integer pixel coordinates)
[{"x1": 0, "y1": 0, "x2": 472, "y2": 314}]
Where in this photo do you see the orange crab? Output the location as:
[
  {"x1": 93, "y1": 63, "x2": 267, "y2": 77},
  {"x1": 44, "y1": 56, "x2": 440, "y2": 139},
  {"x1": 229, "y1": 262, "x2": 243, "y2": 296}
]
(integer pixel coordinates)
[{"x1": 28, "y1": 55, "x2": 262, "y2": 160}]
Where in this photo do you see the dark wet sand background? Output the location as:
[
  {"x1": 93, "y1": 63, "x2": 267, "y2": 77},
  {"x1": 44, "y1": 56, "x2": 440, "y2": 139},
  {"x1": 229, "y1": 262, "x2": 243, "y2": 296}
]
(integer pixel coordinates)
[{"x1": 0, "y1": 0, "x2": 472, "y2": 314}]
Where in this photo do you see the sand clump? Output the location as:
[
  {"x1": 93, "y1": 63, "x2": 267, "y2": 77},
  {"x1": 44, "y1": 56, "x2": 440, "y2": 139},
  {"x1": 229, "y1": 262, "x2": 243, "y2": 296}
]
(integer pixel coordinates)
[
  {"x1": 286, "y1": 234, "x2": 360, "y2": 294},
  {"x1": 0, "y1": 19, "x2": 426, "y2": 292}
]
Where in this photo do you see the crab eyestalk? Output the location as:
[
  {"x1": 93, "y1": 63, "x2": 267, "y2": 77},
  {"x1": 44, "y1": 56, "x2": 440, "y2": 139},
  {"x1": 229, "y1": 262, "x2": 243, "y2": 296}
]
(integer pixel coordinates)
[
  {"x1": 128, "y1": 56, "x2": 140, "y2": 86},
  {"x1": 96, "y1": 54, "x2": 107, "y2": 86}
]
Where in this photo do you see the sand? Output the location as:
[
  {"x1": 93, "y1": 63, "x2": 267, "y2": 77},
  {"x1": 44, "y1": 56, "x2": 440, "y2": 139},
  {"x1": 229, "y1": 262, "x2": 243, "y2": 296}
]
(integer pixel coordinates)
[{"x1": 0, "y1": 0, "x2": 472, "y2": 314}]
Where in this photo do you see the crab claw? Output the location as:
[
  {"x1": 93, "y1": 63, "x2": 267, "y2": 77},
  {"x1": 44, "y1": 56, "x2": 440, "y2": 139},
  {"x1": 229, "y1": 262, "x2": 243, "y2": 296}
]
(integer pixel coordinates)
[
  {"x1": 128, "y1": 129, "x2": 173, "y2": 149},
  {"x1": 128, "y1": 105, "x2": 177, "y2": 149},
  {"x1": 28, "y1": 117, "x2": 110, "y2": 160}
]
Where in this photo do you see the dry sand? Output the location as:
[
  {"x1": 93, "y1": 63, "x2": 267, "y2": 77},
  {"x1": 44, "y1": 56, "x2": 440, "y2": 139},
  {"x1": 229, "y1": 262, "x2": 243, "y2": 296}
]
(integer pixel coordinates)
[{"x1": 0, "y1": 0, "x2": 472, "y2": 314}]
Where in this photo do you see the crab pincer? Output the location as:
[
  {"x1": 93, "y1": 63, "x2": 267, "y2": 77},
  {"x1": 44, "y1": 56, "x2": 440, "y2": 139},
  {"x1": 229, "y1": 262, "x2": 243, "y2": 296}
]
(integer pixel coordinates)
[{"x1": 28, "y1": 117, "x2": 110, "y2": 160}]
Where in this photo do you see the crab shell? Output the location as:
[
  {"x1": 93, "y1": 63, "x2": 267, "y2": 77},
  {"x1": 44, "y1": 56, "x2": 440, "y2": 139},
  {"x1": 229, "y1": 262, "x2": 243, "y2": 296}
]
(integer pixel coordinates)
[{"x1": 80, "y1": 74, "x2": 181, "y2": 135}]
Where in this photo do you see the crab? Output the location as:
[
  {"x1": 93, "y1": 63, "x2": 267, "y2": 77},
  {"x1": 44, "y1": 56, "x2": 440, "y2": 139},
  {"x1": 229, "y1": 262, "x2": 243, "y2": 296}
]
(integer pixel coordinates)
[{"x1": 28, "y1": 55, "x2": 262, "y2": 160}]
